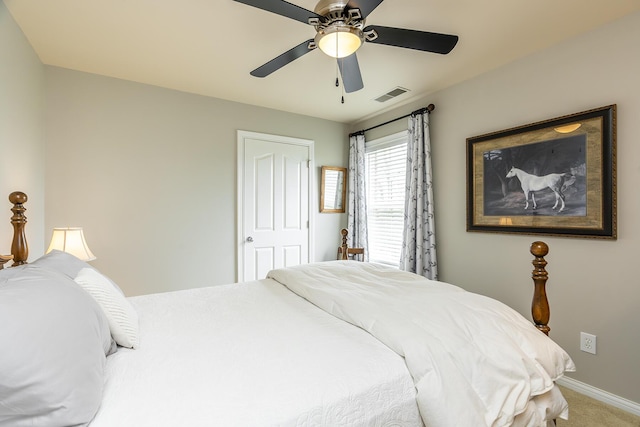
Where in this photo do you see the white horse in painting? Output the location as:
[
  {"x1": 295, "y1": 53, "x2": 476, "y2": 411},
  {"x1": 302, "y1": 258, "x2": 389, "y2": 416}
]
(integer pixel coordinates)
[{"x1": 506, "y1": 167, "x2": 569, "y2": 212}]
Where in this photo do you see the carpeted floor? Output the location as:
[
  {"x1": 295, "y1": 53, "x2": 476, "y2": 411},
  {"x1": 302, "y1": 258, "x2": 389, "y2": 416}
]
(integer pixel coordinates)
[{"x1": 557, "y1": 386, "x2": 640, "y2": 426}]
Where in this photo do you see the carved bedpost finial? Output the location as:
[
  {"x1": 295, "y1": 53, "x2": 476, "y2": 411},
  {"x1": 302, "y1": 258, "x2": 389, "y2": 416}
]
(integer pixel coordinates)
[
  {"x1": 340, "y1": 228, "x2": 349, "y2": 260},
  {"x1": 530, "y1": 241, "x2": 550, "y2": 336},
  {"x1": 9, "y1": 191, "x2": 28, "y2": 266}
]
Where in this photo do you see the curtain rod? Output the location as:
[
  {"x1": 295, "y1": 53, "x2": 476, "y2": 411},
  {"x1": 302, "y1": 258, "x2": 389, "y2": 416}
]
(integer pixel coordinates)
[{"x1": 349, "y1": 104, "x2": 435, "y2": 137}]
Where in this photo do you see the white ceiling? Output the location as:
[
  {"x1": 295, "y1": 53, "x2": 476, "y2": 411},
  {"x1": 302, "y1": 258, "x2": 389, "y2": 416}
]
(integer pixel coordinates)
[{"x1": 5, "y1": 0, "x2": 640, "y2": 123}]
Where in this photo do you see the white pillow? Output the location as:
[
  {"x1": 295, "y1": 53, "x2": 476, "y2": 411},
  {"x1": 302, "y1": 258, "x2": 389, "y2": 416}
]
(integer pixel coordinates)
[{"x1": 74, "y1": 267, "x2": 139, "y2": 349}]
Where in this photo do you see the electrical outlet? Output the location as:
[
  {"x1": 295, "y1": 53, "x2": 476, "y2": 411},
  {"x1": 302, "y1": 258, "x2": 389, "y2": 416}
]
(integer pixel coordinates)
[{"x1": 580, "y1": 332, "x2": 597, "y2": 354}]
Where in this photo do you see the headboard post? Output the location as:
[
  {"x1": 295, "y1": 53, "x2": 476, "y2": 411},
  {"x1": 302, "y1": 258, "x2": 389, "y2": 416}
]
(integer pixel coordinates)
[
  {"x1": 9, "y1": 191, "x2": 28, "y2": 266},
  {"x1": 340, "y1": 228, "x2": 349, "y2": 260},
  {"x1": 530, "y1": 241, "x2": 550, "y2": 336}
]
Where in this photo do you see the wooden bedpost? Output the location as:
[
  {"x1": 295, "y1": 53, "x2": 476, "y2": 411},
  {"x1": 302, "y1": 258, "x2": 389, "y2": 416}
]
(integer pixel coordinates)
[
  {"x1": 9, "y1": 191, "x2": 28, "y2": 266},
  {"x1": 339, "y1": 228, "x2": 349, "y2": 260},
  {"x1": 530, "y1": 241, "x2": 550, "y2": 336}
]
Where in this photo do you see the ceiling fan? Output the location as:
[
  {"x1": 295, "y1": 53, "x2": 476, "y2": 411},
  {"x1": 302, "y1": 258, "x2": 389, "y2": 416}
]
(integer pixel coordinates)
[{"x1": 233, "y1": 0, "x2": 459, "y2": 93}]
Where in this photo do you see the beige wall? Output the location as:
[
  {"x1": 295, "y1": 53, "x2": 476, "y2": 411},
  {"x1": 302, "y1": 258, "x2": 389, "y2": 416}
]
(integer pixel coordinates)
[
  {"x1": 44, "y1": 67, "x2": 349, "y2": 296},
  {"x1": 0, "y1": 2, "x2": 45, "y2": 257},
  {"x1": 351, "y1": 11, "x2": 640, "y2": 404}
]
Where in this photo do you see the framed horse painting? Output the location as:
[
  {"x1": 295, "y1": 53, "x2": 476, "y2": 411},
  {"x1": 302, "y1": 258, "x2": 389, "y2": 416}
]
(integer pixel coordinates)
[{"x1": 466, "y1": 105, "x2": 616, "y2": 239}]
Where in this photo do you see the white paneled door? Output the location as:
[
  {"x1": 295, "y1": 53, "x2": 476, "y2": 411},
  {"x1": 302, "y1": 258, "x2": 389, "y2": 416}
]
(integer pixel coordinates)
[{"x1": 237, "y1": 131, "x2": 314, "y2": 282}]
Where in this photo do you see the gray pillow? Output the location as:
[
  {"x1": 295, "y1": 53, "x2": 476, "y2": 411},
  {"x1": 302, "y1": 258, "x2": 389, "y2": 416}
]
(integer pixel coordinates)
[
  {"x1": 31, "y1": 250, "x2": 125, "y2": 296},
  {"x1": 0, "y1": 265, "x2": 113, "y2": 427},
  {"x1": 30, "y1": 249, "x2": 95, "y2": 280}
]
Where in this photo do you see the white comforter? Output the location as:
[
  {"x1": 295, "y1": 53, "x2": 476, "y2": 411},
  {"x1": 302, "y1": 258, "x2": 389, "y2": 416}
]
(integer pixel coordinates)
[
  {"x1": 93, "y1": 277, "x2": 422, "y2": 426},
  {"x1": 267, "y1": 261, "x2": 576, "y2": 427}
]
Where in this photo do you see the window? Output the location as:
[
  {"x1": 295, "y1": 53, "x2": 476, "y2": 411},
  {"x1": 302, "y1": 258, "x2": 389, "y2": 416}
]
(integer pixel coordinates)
[{"x1": 365, "y1": 131, "x2": 408, "y2": 266}]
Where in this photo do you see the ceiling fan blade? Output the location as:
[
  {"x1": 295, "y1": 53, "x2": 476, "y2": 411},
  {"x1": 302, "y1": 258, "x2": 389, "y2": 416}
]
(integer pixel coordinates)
[
  {"x1": 345, "y1": 0, "x2": 384, "y2": 19},
  {"x1": 251, "y1": 39, "x2": 316, "y2": 77},
  {"x1": 338, "y1": 53, "x2": 364, "y2": 93},
  {"x1": 364, "y1": 25, "x2": 459, "y2": 54},
  {"x1": 233, "y1": 0, "x2": 321, "y2": 25}
]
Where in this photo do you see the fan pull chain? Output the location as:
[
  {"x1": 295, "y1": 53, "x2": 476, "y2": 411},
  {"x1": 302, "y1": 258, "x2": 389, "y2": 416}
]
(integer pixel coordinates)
[
  {"x1": 335, "y1": 42, "x2": 340, "y2": 89},
  {"x1": 335, "y1": 57, "x2": 344, "y2": 104},
  {"x1": 337, "y1": 34, "x2": 344, "y2": 104},
  {"x1": 339, "y1": 59, "x2": 345, "y2": 104}
]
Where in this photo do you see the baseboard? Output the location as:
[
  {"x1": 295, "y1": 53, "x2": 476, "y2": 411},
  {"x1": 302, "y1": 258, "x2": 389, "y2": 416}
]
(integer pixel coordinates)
[{"x1": 557, "y1": 376, "x2": 640, "y2": 416}]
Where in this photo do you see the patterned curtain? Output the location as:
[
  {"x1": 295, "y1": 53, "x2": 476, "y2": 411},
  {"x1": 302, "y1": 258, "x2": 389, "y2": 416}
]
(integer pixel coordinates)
[
  {"x1": 400, "y1": 112, "x2": 437, "y2": 279},
  {"x1": 347, "y1": 133, "x2": 369, "y2": 260}
]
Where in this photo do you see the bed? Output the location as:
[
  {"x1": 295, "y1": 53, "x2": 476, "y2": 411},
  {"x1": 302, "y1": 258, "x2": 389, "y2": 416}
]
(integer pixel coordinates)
[{"x1": 0, "y1": 191, "x2": 575, "y2": 427}]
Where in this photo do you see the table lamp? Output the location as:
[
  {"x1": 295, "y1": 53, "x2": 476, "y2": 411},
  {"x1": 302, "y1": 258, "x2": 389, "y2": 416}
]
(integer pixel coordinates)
[{"x1": 46, "y1": 227, "x2": 96, "y2": 261}]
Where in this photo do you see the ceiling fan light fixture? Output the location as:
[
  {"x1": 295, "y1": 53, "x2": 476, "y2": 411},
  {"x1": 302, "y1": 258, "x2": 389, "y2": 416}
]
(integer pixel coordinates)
[{"x1": 316, "y1": 25, "x2": 363, "y2": 58}]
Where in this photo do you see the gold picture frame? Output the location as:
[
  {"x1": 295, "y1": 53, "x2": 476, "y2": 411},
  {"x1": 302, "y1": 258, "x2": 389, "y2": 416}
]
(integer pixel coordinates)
[
  {"x1": 466, "y1": 105, "x2": 616, "y2": 239},
  {"x1": 320, "y1": 166, "x2": 347, "y2": 213}
]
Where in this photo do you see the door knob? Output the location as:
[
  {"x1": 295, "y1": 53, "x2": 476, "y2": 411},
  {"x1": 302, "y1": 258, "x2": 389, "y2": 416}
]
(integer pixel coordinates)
[{"x1": 246, "y1": 236, "x2": 254, "y2": 242}]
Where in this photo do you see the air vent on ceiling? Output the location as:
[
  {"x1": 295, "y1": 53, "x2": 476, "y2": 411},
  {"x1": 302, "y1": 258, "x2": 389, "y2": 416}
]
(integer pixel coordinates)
[{"x1": 374, "y1": 87, "x2": 409, "y2": 102}]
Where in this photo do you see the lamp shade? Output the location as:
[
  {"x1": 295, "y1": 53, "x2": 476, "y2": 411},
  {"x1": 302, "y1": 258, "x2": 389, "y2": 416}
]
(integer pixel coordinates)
[
  {"x1": 46, "y1": 227, "x2": 96, "y2": 261},
  {"x1": 316, "y1": 25, "x2": 363, "y2": 58}
]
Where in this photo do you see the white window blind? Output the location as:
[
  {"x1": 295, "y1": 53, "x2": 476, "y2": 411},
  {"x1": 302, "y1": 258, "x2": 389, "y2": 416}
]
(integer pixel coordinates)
[{"x1": 365, "y1": 131, "x2": 408, "y2": 266}]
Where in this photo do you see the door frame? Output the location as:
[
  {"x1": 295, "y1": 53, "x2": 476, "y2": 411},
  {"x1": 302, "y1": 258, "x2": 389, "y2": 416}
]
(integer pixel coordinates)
[{"x1": 236, "y1": 130, "x2": 315, "y2": 282}]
